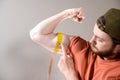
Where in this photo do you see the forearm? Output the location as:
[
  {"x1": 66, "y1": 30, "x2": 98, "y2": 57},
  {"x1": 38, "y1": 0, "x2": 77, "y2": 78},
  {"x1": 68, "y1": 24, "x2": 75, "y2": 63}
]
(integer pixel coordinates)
[
  {"x1": 30, "y1": 8, "x2": 84, "y2": 37},
  {"x1": 30, "y1": 11, "x2": 68, "y2": 35},
  {"x1": 65, "y1": 71, "x2": 79, "y2": 80}
]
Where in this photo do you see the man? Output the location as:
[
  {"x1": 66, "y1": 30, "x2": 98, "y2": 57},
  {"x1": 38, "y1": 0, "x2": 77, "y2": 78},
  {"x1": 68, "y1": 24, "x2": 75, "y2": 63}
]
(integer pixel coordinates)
[{"x1": 30, "y1": 8, "x2": 120, "y2": 80}]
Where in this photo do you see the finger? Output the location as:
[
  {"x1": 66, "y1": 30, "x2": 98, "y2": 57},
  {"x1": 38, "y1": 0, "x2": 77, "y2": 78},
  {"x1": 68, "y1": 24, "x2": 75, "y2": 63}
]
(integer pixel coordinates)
[
  {"x1": 73, "y1": 17, "x2": 83, "y2": 23},
  {"x1": 61, "y1": 43, "x2": 67, "y2": 58},
  {"x1": 77, "y1": 9, "x2": 84, "y2": 18}
]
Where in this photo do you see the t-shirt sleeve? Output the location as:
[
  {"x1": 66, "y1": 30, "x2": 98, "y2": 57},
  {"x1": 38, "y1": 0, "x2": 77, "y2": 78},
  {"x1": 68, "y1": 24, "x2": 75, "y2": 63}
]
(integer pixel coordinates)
[
  {"x1": 66, "y1": 36, "x2": 89, "y2": 80},
  {"x1": 67, "y1": 36, "x2": 89, "y2": 55}
]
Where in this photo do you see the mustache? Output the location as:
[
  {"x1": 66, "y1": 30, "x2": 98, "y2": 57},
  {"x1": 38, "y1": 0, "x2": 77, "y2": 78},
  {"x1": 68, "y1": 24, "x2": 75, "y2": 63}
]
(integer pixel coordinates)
[{"x1": 90, "y1": 43, "x2": 99, "y2": 51}]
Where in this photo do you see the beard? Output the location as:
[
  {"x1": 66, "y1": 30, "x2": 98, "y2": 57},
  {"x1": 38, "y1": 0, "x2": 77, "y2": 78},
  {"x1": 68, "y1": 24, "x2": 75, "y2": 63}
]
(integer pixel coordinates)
[{"x1": 90, "y1": 43, "x2": 115, "y2": 58}]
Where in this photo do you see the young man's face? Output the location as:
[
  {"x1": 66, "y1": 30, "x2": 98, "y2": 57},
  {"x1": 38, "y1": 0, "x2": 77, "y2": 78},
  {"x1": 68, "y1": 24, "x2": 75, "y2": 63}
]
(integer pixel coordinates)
[{"x1": 90, "y1": 24, "x2": 115, "y2": 57}]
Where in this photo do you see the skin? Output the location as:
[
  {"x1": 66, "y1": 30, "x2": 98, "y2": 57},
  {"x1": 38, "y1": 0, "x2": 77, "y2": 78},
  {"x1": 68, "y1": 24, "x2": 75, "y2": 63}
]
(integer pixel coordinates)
[
  {"x1": 90, "y1": 24, "x2": 116, "y2": 58},
  {"x1": 30, "y1": 8, "x2": 120, "y2": 80}
]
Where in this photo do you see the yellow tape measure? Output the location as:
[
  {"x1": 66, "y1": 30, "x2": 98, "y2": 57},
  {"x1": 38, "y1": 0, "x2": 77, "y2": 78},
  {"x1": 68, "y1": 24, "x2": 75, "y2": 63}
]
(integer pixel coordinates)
[
  {"x1": 54, "y1": 32, "x2": 63, "y2": 53},
  {"x1": 48, "y1": 32, "x2": 63, "y2": 80}
]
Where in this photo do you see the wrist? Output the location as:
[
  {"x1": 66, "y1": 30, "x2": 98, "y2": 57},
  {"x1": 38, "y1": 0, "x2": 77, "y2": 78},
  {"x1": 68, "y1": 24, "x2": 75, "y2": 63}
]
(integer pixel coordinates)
[{"x1": 60, "y1": 10, "x2": 70, "y2": 19}]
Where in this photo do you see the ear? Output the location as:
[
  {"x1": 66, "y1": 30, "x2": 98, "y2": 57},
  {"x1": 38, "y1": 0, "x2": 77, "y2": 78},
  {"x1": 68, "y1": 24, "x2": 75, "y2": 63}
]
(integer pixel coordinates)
[{"x1": 113, "y1": 44, "x2": 120, "y2": 53}]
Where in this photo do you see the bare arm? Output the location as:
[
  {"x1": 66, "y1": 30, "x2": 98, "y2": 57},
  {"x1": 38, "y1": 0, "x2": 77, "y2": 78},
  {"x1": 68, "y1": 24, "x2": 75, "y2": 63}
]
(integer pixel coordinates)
[{"x1": 29, "y1": 8, "x2": 84, "y2": 53}]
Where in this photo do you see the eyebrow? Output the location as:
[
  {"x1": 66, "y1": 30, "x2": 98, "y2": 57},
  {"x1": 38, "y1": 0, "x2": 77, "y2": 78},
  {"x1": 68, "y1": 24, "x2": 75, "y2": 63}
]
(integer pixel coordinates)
[
  {"x1": 93, "y1": 30, "x2": 105, "y2": 41},
  {"x1": 95, "y1": 35, "x2": 105, "y2": 41}
]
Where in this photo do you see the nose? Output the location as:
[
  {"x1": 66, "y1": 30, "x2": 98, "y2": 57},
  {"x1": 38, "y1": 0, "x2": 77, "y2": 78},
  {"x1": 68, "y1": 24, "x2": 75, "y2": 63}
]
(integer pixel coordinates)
[{"x1": 90, "y1": 36, "x2": 96, "y2": 44}]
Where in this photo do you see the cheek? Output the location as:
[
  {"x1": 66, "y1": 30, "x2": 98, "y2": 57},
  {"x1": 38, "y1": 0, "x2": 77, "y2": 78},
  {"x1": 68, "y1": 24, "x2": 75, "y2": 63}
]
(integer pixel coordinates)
[{"x1": 96, "y1": 42, "x2": 112, "y2": 51}]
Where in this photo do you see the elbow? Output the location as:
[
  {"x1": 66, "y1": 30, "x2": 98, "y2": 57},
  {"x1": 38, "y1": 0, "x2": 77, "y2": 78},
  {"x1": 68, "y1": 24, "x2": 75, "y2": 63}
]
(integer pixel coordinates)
[
  {"x1": 29, "y1": 30, "x2": 46, "y2": 47},
  {"x1": 29, "y1": 30, "x2": 36, "y2": 41},
  {"x1": 29, "y1": 29, "x2": 42, "y2": 43}
]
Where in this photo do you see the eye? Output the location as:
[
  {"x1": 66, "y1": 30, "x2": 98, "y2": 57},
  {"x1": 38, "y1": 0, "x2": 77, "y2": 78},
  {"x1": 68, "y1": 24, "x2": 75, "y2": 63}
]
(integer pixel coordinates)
[{"x1": 97, "y1": 38, "x2": 103, "y2": 43}]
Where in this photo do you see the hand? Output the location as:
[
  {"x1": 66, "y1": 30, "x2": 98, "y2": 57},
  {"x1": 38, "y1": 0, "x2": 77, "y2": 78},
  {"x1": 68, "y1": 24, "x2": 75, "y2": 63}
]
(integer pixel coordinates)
[
  {"x1": 63, "y1": 8, "x2": 85, "y2": 23},
  {"x1": 57, "y1": 43, "x2": 79, "y2": 80}
]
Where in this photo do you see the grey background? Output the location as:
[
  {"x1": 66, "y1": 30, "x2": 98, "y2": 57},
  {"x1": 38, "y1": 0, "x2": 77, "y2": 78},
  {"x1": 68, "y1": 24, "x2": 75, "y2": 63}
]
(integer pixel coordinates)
[{"x1": 0, "y1": 0, "x2": 120, "y2": 80}]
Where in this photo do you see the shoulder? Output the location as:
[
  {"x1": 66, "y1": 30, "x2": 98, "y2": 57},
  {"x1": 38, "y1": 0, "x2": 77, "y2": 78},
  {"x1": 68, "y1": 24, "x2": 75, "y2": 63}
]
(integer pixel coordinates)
[
  {"x1": 69, "y1": 36, "x2": 88, "y2": 47},
  {"x1": 66, "y1": 35, "x2": 89, "y2": 53}
]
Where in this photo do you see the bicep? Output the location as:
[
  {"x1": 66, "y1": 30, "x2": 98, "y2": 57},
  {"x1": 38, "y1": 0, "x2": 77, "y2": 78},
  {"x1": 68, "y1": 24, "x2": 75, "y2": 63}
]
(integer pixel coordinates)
[{"x1": 31, "y1": 32, "x2": 73, "y2": 54}]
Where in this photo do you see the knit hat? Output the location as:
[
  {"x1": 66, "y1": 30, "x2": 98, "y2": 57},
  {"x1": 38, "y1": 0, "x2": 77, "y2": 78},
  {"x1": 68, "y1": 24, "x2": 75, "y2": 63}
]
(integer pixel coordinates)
[{"x1": 97, "y1": 8, "x2": 120, "y2": 44}]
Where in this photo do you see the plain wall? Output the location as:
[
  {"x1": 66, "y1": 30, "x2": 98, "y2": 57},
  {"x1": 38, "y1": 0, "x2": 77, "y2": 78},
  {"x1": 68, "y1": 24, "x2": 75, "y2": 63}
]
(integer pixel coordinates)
[{"x1": 0, "y1": 0, "x2": 120, "y2": 80}]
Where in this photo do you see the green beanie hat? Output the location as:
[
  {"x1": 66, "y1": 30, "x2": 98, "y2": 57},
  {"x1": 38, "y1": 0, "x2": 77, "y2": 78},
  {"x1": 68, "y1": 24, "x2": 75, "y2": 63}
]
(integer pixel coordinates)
[{"x1": 97, "y1": 8, "x2": 120, "y2": 44}]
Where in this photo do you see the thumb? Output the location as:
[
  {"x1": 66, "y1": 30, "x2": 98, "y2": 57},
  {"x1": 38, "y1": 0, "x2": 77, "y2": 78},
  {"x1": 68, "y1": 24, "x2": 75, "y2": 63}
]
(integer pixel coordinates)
[{"x1": 61, "y1": 43, "x2": 67, "y2": 58}]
